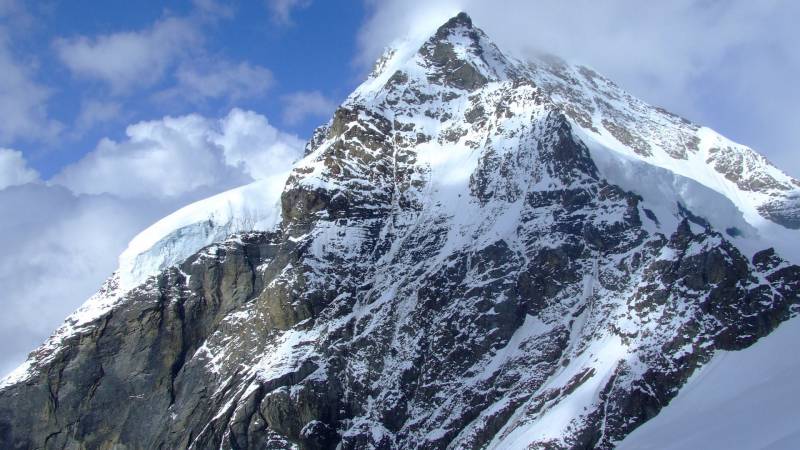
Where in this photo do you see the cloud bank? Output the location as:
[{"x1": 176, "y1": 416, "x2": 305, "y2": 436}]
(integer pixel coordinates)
[
  {"x1": 281, "y1": 90, "x2": 338, "y2": 126},
  {"x1": 0, "y1": 109, "x2": 304, "y2": 377},
  {"x1": 0, "y1": 148, "x2": 39, "y2": 189},
  {"x1": 0, "y1": 184, "x2": 169, "y2": 377}
]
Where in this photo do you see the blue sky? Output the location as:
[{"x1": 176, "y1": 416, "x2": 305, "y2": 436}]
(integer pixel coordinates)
[
  {"x1": 0, "y1": 0, "x2": 798, "y2": 376},
  {"x1": 4, "y1": 0, "x2": 367, "y2": 178}
]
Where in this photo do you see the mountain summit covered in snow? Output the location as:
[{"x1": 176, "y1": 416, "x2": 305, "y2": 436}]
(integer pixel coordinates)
[{"x1": 2, "y1": 12, "x2": 799, "y2": 449}]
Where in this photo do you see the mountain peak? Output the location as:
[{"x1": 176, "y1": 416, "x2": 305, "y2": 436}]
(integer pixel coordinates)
[
  {"x1": 428, "y1": 11, "x2": 482, "y2": 50},
  {"x1": 439, "y1": 11, "x2": 473, "y2": 31}
]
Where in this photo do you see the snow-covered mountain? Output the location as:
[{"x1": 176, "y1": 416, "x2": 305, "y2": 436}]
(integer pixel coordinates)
[{"x1": 2, "y1": 12, "x2": 799, "y2": 449}]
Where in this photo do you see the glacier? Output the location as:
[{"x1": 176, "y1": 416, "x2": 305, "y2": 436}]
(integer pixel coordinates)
[{"x1": 117, "y1": 173, "x2": 289, "y2": 292}]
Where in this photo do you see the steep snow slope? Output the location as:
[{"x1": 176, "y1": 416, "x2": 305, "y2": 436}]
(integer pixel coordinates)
[
  {"x1": 522, "y1": 55, "x2": 800, "y2": 226},
  {"x1": 619, "y1": 316, "x2": 800, "y2": 450},
  {"x1": 352, "y1": 16, "x2": 800, "y2": 264}
]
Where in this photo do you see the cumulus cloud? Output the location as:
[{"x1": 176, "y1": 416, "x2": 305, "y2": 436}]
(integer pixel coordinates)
[
  {"x1": 215, "y1": 108, "x2": 305, "y2": 179},
  {"x1": 1, "y1": 109, "x2": 304, "y2": 377},
  {"x1": 0, "y1": 32, "x2": 62, "y2": 144},
  {"x1": 267, "y1": 0, "x2": 311, "y2": 24},
  {"x1": 0, "y1": 148, "x2": 39, "y2": 189},
  {"x1": 53, "y1": 114, "x2": 246, "y2": 198},
  {"x1": 54, "y1": 17, "x2": 201, "y2": 93},
  {"x1": 161, "y1": 59, "x2": 274, "y2": 104},
  {"x1": 0, "y1": 184, "x2": 181, "y2": 377},
  {"x1": 281, "y1": 90, "x2": 337, "y2": 126},
  {"x1": 358, "y1": 0, "x2": 800, "y2": 177},
  {"x1": 54, "y1": 109, "x2": 303, "y2": 199}
]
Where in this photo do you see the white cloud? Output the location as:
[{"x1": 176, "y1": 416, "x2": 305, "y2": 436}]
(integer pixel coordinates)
[
  {"x1": 0, "y1": 184, "x2": 183, "y2": 377},
  {"x1": 53, "y1": 114, "x2": 243, "y2": 198},
  {"x1": 54, "y1": 17, "x2": 201, "y2": 93},
  {"x1": 53, "y1": 109, "x2": 303, "y2": 199},
  {"x1": 267, "y1": 0, "x2": 311, "y2": 24},
  {"x1": 0, "y1": 109, "x2": 305, "y2": 376},
  {"x1": 0, "y1": 148, "x2": 39, "y2": 189},
  {"x1": 281, "y1": 90, "x2": 337, "y2": 125},
  {"x1": 164, "y1": 59, "x2": 274, "y2": 104},
  {"x1": 53, "y1": 115, "x2": 239, "y2": 199},
  {"x1": 358, "y1": 0, "x2": 800, "y2": 177},
  {"x1": 215, "y1": 108, "x2": 305, "y2": 179},
  {"x1": 0, "y1": 32, "x2": 61, "y2": 144}
]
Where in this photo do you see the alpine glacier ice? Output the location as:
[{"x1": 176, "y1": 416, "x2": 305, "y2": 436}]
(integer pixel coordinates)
[{"x1": 117, "y1": 173, "x2": 288, "y2": 291}]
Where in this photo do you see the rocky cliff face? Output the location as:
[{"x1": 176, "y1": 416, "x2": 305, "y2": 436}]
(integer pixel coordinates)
[{"x1": 2, "y1": 13, "x2": 800, "y2": 450}]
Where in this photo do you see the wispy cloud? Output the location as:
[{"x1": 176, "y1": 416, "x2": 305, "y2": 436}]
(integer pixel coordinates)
[
  {"x1": 0, "y1": 31, "x2": 61, "y2": 144},
  {"x1": 54, "y1": 17, "x2": 201, "y2": 94},
  {"x1": 0, "y1": 148, "x2": 39, "y2": 189},
  {"x1": 72, "y1": 99, "x2": 123, "y2": 137},
  {"x1": 267, "y1": 0, "x2": 311, "y2": 25},
  {"x1": 191, "y1": 0, "x2": 236, "y2": 21},
  {"x1": 281, "y1": 90, "x2": 337, "y2": 125},
  {"x1": 158, "y1": 59, "x2": 274, "y2": 105}
]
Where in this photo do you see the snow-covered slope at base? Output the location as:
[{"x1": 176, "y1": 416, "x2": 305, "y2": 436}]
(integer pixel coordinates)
[
  {"x1": 118, "y1": 174, "x2": 287, "y2": 291},
  {"x1": 619, "y1": 317, "x2": 800, "y2": 450},
  {"x1": 489, "y1": 335, "x2": 630, "y2": 449}
]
